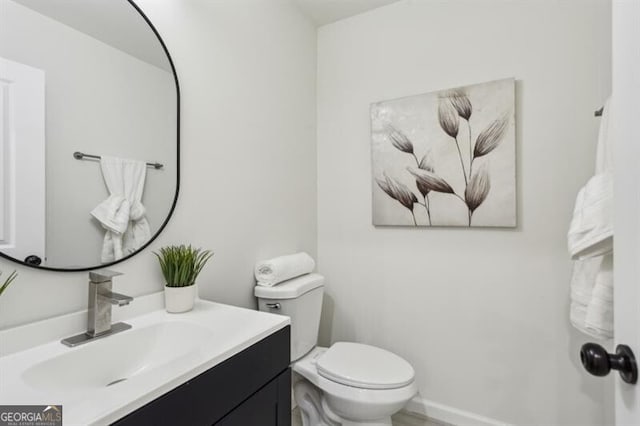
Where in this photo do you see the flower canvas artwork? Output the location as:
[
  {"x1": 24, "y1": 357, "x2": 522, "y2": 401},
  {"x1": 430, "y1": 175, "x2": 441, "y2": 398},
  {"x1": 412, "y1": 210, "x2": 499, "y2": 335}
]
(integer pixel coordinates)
[{"x1": 371, "y1": 78, "x2": 516, "y2": 227}]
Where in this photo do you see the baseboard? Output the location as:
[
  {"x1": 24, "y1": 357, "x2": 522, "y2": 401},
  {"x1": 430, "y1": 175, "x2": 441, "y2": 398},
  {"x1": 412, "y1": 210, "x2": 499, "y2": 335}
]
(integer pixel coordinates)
[{"x1": 404, "y1": 396, "x2": 511, "y2": 426}]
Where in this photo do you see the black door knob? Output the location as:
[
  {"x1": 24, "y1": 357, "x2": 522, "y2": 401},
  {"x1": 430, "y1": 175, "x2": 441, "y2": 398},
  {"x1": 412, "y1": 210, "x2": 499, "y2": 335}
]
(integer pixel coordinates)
[
  {"x1": 580, "y1": 343, "x2": 638, "y2": 384},
  {"x1": 24, "y1": 255, "x2": 42, "y2": 266}
]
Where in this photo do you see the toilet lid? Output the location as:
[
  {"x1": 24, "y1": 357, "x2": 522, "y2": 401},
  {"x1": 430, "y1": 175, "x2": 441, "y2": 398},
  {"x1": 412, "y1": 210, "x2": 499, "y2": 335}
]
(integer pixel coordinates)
[{"x1": 316, "y1": 342, "x2": 415, "y2": 390}]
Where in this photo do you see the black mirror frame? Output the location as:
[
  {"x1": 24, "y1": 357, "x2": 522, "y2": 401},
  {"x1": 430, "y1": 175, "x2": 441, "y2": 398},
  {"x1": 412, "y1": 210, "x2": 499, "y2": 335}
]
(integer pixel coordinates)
[{"x1": 0, "y1": 0, "x2": 180, "y2": 272}]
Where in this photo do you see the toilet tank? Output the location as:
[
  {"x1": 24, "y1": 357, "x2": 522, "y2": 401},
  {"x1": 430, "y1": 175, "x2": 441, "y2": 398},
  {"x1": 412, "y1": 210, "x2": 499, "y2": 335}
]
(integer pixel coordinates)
[{"x1": 255, "y1": 273, "x2": 324, "y2": 361}]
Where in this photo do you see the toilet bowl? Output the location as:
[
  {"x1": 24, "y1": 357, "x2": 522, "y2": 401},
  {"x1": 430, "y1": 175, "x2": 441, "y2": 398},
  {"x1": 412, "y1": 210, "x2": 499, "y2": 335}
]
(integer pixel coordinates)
[
  {"x1": 255, "y1": 274, "x2": 417, "y2": 426},
  {"x1": 293, "y1": 346, "x2": 418, "y2": 426}
]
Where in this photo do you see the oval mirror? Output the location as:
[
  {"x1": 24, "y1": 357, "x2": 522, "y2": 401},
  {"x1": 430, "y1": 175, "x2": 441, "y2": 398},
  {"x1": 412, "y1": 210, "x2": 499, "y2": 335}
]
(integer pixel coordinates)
[{"x1": 0, "y1": 0, "x2": 179, "y2": 270}]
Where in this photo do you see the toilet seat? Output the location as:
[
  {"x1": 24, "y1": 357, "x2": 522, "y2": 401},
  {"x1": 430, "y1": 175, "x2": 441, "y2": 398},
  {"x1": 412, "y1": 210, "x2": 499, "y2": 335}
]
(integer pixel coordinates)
[
  {"x1": 316, "y1": 342, "x2": 415, "y2": 390},
  {"x1": 293, "y1": 347, "x2": 418, "y2": 424}
]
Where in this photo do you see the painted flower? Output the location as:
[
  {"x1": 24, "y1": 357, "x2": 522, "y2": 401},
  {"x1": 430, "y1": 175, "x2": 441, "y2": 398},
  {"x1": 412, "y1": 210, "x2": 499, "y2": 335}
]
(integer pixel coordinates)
[
  {"x1": 418, "y1": 152, "x2": 434, "y2": 172},
  {"x1": 474, "y1": 114, "x2": 509, "y2": 158},
  {"x1": 386, "y1": 125, "x2": 414, "y2": 154},
  {"x1": 438, "y1": 100, "x2": 460, "y2": 138},
  {"x1": 416, "y1": 153, "x2": 434, "y2": 197},
  {"x1": 465, "y1": 163, "x2": 491, "y2": 213},
  {"x1": 407, "y1": 168, "x2": 455, "y2": 194},
  {"x1": 376, "y1": 176, "x2": 395, "y2": 199},
  {"x1": 376, "y1": 173, "x2": 418, "y2": 211},
  {"x1": 447, "y1": 89, "x2": 472, "y2": 121}
]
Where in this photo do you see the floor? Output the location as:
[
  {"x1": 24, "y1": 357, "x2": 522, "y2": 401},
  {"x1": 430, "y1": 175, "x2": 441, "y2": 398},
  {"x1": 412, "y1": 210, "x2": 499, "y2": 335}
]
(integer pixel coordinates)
[{"x1": 291, "y1": 407, "x2": 448, "y2": 426}]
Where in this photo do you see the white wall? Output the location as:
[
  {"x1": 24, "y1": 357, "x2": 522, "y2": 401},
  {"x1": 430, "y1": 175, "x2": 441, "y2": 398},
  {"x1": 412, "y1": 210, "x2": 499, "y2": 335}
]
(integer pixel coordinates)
[
  {"x1": 0, "y1": 0, "x2": 317, "y2": 329},
  {"x1": 0, "y1": 0, "x2": 176, "y2": 267},
  {"x1": 316, "y1": 1, "x2": 611, "y2": 425}
]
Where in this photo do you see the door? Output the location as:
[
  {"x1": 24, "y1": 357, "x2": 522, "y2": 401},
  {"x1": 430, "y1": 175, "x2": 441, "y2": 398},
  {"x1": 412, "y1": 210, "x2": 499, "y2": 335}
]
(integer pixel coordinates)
[
  {"x1": 0, "y1": 57, "x2": 45, "y2": 264},
  {"x1": 612, "y1": 1, "x2": 640, "y2": 424}
]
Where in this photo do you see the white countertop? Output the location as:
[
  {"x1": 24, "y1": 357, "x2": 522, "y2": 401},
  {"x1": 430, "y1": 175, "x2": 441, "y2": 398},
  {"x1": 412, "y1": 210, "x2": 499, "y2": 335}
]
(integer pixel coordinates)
[{"x1": 0, "y1": 296, "x2": 289, "y2": 425}]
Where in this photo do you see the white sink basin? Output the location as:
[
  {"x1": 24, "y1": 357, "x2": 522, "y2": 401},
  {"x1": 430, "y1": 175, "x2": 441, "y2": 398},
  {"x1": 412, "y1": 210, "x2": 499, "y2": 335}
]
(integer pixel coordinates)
[
  {"x1": 22, "y1": 321, "x2": 213, "y2": 393},
  {"x1": 0, "y1": 296, "x2": 289, "y2": 426}
]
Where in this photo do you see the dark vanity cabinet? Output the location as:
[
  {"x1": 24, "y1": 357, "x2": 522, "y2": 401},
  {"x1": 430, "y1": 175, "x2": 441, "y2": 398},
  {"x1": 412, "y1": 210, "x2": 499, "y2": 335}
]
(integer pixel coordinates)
[{"x1": 113, "y1": 326, "x2": 291, "y2": 426}]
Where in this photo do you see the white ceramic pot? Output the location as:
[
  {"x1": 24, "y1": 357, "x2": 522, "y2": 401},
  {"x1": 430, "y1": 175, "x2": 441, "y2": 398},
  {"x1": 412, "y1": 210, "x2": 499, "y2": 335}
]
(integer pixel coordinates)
[{"x1": 164, "y1": 284, "x2": 197, "y2": 313}]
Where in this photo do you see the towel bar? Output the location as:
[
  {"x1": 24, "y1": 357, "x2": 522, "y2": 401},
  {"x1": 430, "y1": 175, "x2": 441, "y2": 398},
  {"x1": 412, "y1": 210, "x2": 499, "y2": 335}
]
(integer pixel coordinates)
[{"x1": 73, "y1": 151, "x2": 163, "y2": 169}]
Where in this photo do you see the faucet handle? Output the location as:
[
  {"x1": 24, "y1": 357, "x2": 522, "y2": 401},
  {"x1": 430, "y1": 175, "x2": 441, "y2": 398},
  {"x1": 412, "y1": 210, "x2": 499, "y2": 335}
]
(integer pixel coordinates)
[
  {"x1": 108, "y1": 292, "x2": 134, "y2": 306},
  {"x1": 89, "y1": 269, "x2": 123, "y2": 283}
]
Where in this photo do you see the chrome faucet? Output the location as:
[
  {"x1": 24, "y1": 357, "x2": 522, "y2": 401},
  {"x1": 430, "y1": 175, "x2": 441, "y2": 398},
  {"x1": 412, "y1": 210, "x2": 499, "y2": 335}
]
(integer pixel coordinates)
[
  {"x1": 87, "y1": 270, "x2": 132, "y2": 336},
  {"x1": 61, "y1": 269, "x2": 133, "y2": 347}
]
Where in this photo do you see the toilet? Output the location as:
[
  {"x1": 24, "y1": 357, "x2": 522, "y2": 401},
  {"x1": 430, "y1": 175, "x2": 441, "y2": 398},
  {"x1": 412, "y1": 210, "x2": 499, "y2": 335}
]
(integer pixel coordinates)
[{"x1": 255, "y1": 273, "x2": 417, "y2": 426}]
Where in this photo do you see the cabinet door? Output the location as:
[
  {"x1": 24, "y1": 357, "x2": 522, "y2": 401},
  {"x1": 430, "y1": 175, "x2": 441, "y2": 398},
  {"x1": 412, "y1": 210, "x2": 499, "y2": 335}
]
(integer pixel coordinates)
[
  {"x1": 113, "y1": 327, "x2": 291, "y2": 426},
  {"x1": 216, "y1": 369, "x2": 291, "y2": 426}
]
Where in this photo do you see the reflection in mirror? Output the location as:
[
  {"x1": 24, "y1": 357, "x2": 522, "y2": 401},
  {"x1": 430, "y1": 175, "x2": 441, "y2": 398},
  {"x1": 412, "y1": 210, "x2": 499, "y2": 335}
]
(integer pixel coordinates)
[{"x1": 0, "y1": 0, "x2": 179, "y2": 270}]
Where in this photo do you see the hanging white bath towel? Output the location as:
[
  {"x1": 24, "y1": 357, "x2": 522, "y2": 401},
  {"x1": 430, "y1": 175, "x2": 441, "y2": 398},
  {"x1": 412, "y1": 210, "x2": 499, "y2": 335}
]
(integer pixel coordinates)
[
  {"x1": 568, "y1": 98, "x2": 614, "y2": 340},
  {"x1": 91, "y1": 156, "x2": 151, "y2": 263}
]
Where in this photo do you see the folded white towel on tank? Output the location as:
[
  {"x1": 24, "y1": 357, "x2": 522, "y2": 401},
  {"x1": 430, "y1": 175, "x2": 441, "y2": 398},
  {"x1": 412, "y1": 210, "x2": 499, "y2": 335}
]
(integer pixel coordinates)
[{"x1": 255, "y1": 252, "x2": 315, "y2": 287}]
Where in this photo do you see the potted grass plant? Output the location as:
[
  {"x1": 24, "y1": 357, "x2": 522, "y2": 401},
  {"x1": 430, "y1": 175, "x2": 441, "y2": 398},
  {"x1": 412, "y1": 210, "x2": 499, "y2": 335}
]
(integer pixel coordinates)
[
  {"x1": 154, "y1": 245, "x2": 213, "y2": 313},
  {"x1": 0, "y1": 270, "x2": 17, "y2": 298}
]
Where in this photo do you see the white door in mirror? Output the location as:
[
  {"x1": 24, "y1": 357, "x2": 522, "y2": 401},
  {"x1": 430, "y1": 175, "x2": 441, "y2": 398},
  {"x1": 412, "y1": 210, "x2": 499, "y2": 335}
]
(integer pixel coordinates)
[{"x1": 0, "y1": 58, "x2": 45, "y2": 263}]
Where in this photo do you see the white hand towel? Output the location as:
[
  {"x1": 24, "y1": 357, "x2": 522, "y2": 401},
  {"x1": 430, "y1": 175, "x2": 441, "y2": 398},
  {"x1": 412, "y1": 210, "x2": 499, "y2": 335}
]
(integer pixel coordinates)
[
  {"x1": 570, "y1": 256, "x2": 610, "y2": 338},
  {"x1": 568, "y1": 97, "x2": 614, "y2": 340},
  {"x1": 91, "y1": 156, "x2": 151, "y2": 263},
  {"x1": 91, "y1": 194, "x2": 130, "y2": 234},
  {"x1": 255, "y1": 252, "x2": 315, "y2": 286},
  {"x1": 568, "y1": 173, "x2": 613, "y2": 260},
  {"x1": 584, "y1": 254, "x2": 614, "y2": 339}
]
